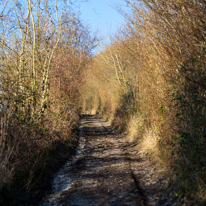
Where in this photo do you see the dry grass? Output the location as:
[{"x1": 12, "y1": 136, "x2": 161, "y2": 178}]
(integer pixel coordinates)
[
  {"x1": 127, "y1": 115, "x2": 144, "y2": 142},
  {"x1": 0, "y1": 1, "x2": 96, "y2": 204},
  {"x1": 140, "y1": 127, "x2": 160, "y2": 158},
  {"x1": 83, "y1": 0, "x2": 206, "y2": 204},
  {"x1": 126, "y1": 115, "x2": 162, "y2": 165}
]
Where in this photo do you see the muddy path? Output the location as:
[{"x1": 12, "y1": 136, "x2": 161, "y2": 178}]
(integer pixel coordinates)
[{"x1": 40, "y1": 115, "x2": 176, "y2": 206}]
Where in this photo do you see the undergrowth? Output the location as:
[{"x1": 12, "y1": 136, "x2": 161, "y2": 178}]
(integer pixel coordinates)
[
  {"x1": 83, "y1": 0, "x2": 206, "y2": 204},
  {"x1": 0, "y1": 1, "x2": 96, "y2": 205}
]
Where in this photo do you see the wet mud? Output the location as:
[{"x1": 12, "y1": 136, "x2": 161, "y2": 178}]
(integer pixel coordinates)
[{"x1": 39, "y1": 115, "x2": 176, "y2": 206}]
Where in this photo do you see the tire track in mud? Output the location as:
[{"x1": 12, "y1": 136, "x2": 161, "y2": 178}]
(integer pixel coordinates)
[
  {"x1": 40, "y1": 115, "x2": 176, "y2": 206},
  {"x1": 63, "y1": 115, "x2": 143, "y2": 206}
]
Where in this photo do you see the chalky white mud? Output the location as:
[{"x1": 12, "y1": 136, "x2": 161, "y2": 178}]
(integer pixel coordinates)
[
  {"x1": 39, "y1": 115, "x2": 176, "y2": 206},
  {"x1": 39, "y1": 118, "x2": 86, "y2": 206}
]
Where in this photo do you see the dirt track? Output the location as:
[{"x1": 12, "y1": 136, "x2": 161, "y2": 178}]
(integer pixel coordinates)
[{"x1": 40, "y1": 115, "x2": 176, "y2": 206}]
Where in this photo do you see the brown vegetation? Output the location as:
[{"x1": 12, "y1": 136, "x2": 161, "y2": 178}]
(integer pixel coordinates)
[
  {"x1": 1, "y1": 0, "x2": 206, "y2": 205},
  {"x1": 84, "y1": 0, "x2": 206, "y2": 205},
  {"x1": 0, "y1": 0, "x2": 96, "y2": 205}
]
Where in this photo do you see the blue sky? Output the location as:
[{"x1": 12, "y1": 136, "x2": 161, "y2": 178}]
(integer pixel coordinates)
[{"x1": 77, "y1": 0, "x2": 128, "y2": 42}]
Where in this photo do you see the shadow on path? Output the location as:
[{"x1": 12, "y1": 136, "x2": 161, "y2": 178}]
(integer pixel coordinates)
[{"x1": 40, "y1": 115, "x2": 177, "y2": 206}]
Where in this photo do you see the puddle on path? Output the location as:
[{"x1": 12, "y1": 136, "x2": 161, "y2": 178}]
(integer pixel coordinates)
[{"x1": 39, "y1": 119, "x2": 86, "y2": 206}]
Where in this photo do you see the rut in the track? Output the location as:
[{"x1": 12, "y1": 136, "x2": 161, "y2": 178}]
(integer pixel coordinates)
[
  {"x1": 40, "y1": 115, "x2": 176, "y2": 206},
  {"x1": 62, "y1": 115, "x2": 144, "y2": 206}
]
